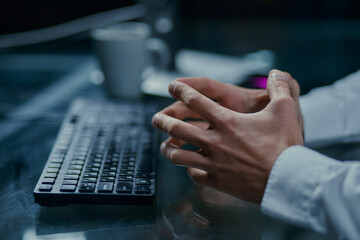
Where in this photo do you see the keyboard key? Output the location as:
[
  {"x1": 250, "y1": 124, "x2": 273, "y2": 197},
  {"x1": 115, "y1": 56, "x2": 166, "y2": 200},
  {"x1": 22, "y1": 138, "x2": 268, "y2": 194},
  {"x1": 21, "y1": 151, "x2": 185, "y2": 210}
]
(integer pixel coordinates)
[
  {"x1": 119, "y1": 176, "x2": 133, "y2": 181},
  {"x1": 122, "y1": 159, "x2": 130, "y2": 164},
  {"x1": 64, "y1": 175, "x2": 80, "y2": 180},
  {"x1": 120, "y1": 170, "x2": 134, "y2": 176},
  {"x1": 53, "y1": 153, "x2": 65, "y2": 158},
  {"x1": 116, "y1": 182, "x2": 132, "y2": 193},
  {"x1": 123, "y1": 161, "x2": 135, "y2": 167},
  {"x1": 39, "y1": 184, "x2": 52, "y2": 191},
  {"x1": 47, "y1": 168, "x2": 59, "y2": 173},
  {"x1": 85, "y1": 167, "x2": 100, "y2": 173},
  {"x1": 103, "y1": 166, "x2": 117, "y2": 172},
  {"x1": 100, "y1": 177, "x2": 115, "y2": 182},
  {"x1": 63, "y1": 180, "x2": 78, "y2": 185},
  {"x1": 91, "y1": 158, "x2": 103, "y2": 163},
  {"x1": 136, "y1": 172, "x2": 151, "y2": 178},
  {"x1": 66, "y1": 170, "x2": 81, "y2": 175},
  {"x1": 79, "y1": 183, "x2": 95, "y2": 192},
  {"x1": 104, "y1": 162, "x2": 117, "y2": 167},
  {"x1": 60, "y1": 185, "x2": 76, "y2": 192},
  {"x1": 101, "y1": 172, "x2": 116, "y2": 177},
  {"x1": 51, "y1": 158, "x2": 63, "y2": 163},
  {"x1": 71, "y1": 160, "x2": 84, "y2": 165},
  {"x1": 88, "y1": 163, "x2": 101, "y2": 168},
  {"x1": 42, "y1": 178, "x2": 55, "y2": 184},
  {"x1": 44, "y1": 173, "x2": 57, "y2": 178},
  {"x1": 84, "y1": 173, "x2": 98, "y2": 178},
  {"x1": 134, "y1": 185, "x2": 151, "y2": 194},
  {"x1": 68, "y1": 165, "x2": 82, "y2": 170},
  {"x1": 135, "y1": 178, "x2": 151, "y2": 185},
  {"x1": 82, "y1": 178, "x2": 97, "y2": 183},
  {"x1": 98, "y1": 182, "x2": 114, "y2": 193},
  {"x1": 121, "y1": 166, "x2": 135, "y2": 171},
  {"x1": 49, "y1": 163, "x2": 61, "y2": 168}
]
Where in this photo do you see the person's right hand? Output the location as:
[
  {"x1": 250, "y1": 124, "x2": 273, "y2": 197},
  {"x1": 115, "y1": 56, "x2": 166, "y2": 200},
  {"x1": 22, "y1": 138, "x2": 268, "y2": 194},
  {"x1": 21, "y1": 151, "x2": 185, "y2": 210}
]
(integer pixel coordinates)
[
  {"x1": 152, "y1": 70, "x2": 304, "y2": 202},
  {"x1": 160, "y1": 73, "x2": 303, "y2": 135}
]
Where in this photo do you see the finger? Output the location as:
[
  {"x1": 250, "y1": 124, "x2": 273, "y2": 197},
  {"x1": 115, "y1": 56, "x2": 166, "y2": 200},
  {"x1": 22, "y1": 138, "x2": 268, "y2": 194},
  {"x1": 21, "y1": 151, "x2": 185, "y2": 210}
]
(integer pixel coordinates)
[
  {"x1": 289, "y1": 77, "x2": 300, "y2": 101},
  {"x1": 168, "y1": 81, "x2": 226, "y2": 125},
  {"x1": 187, "y1": 167, "x2": 215, "y2": 187},
  {"x1": 288, "y1": 77, "x2": 304, "y2": 134},
  {"x1": 176, "y1": 77, "x2": 270, "y2": 113},
  {"x1": 267, "y1": 69, "x2": 292, "y2": 101},
  {"x1": 160, "y1": 141, "x2": 211, "y2": 172},
  {"x1": 160, "y1": 101, "x2": 202, "y2": 120},
  {"x1": 166, "y1": 137, "x2": 187, "y2": 147},
  {"x1": 153, "y1": 113, "x2": 207, "y2": 147},
  {"x1": 175, "y1": 77, "x2": 233, "y2": 101},
  {"x1": 186, "y1": 120, "x2": 210, "y2": 129},
  {"x1": 165, "y1": 120, "x2": 210, "y2": 147}
]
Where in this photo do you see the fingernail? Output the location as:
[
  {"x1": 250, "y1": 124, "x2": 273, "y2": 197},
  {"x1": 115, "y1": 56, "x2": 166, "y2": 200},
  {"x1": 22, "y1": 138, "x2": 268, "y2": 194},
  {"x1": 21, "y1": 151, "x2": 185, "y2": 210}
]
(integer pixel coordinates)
[
  {"x1": 269, "y1": 70, "x2": 290, "y2": 82},
  {"x1": 169, "y1": 81, "x2": 176, "y2": 96},
  {"x1": 152, "y1": 113, "x2": 159, "y2": 127},
  {"x1": 160, "y1": 141, "x2": 166, "y2": 152}
]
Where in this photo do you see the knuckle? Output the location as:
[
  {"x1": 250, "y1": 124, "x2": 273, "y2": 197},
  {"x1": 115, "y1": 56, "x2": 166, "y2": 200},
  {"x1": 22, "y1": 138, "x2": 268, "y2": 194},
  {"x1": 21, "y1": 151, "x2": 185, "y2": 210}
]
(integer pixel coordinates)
[
  {"x1": 169, "y1": 149, "x2": 181, "y2": 165},
  {"x1": 273, "y1": 96, "x2": 296, "y2": 113},
  {"x1": 214, "y1": 110, "x2": 238, "y2": 131},
  {"x1": 272, "y1": 78, "x2": 289, "y2": 89},
  {"x1": 183, "y1": 92, "x2": 199, "y2": 106},
  {"x1": 203, "y1": 133, "x2": 222, "y2": 150},
  {"x1": 219, "y1": 111, "x2": 235, "y2": 125},
  {"x1": 204, "y1": 107, "x2": 226, "y2": 126},
  {"x1": 167, "y1": 121, "x2": 181, "y2": 136},
  {"x1": 275, "y1": 96, "x2": 294, "y2": 106},
  {"x1": 291, "y1": 78, "x2": 301, "y2": 96},
  {"x1": 173, "y1": 84, "x2": 186, "y2": 99}
]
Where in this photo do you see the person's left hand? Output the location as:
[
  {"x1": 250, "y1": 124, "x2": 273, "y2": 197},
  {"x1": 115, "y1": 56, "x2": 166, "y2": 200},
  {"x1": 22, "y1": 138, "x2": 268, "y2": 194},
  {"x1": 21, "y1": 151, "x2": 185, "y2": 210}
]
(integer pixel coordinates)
[{"x1": 152, "y1": 70, "x2": 304, "y2": 203}]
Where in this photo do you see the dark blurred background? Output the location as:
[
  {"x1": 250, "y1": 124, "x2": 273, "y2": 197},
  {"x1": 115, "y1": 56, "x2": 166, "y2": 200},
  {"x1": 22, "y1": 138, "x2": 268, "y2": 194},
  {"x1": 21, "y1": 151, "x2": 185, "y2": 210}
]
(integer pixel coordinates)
[
  {"x1": 1, "y1": 0, "x2": 360, "y2": 94},
  {"x1": 178, "y1": 0, "x2": 360, "y2": 94}
]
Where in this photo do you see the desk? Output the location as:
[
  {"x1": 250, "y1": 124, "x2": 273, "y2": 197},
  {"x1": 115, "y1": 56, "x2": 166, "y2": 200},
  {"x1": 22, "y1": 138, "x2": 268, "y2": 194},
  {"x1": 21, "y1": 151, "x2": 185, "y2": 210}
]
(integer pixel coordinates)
[
  {"x1": 0, "y1": 53, "x2": 327, "y2": 240},
  {"x1": 2, "y1": 19, "x2": 360, "y2": 237}
]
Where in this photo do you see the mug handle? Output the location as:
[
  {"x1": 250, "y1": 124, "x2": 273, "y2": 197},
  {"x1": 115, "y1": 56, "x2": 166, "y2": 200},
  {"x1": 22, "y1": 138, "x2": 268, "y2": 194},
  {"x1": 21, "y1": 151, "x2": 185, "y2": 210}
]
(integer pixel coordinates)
[{"x1": 146, "y1": 38, "x2": 171, "y2": 70}]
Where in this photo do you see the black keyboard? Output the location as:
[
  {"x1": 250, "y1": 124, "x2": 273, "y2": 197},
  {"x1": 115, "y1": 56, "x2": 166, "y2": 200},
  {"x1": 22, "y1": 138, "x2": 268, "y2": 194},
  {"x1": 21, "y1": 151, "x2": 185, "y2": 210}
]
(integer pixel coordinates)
[{"x1": 34, "y1": 98, "x2": 159, "y2": 206}]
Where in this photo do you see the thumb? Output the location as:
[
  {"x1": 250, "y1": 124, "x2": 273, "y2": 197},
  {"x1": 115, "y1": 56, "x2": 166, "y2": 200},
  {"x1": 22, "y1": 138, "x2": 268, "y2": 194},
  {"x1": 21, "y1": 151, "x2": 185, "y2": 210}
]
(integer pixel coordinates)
[{"x1": 266, "y1": 69, "x2": 292, "y2": 101}]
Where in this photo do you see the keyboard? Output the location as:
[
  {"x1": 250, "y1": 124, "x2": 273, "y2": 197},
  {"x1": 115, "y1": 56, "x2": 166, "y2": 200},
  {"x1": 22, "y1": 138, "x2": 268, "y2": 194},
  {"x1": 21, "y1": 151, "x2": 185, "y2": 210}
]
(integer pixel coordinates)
[{"x1": 33, "y1": 98, "x2": 159, "y2": 206}]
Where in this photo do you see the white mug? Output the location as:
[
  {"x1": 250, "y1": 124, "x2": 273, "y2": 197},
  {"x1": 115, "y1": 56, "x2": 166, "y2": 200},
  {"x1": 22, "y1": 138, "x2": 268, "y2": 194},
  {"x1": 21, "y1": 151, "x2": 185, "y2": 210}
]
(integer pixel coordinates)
[{"x1": 91, "y1": 22, "x2": 170, "y2": 99}]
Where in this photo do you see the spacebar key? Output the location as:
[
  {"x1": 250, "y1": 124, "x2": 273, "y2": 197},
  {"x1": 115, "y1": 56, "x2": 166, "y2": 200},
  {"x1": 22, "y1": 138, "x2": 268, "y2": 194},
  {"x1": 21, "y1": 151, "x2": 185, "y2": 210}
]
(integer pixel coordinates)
[{"x1": 138, "y1": 155, "x2": 153, "y2": 171}]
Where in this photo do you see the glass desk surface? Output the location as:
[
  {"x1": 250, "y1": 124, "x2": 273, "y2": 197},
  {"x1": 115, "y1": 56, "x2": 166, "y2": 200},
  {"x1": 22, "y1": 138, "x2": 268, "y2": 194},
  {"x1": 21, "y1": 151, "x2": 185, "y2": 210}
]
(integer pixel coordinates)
[{"x1": 1, "y1": 47, "x2": 360, "y2": 240}]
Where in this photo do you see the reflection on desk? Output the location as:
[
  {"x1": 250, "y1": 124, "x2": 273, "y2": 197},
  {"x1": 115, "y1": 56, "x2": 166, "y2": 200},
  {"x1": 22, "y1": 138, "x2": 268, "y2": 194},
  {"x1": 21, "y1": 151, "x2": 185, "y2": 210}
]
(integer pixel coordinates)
[{"x1": 0, "y1": 52, "x2": 339, "y2": 240}]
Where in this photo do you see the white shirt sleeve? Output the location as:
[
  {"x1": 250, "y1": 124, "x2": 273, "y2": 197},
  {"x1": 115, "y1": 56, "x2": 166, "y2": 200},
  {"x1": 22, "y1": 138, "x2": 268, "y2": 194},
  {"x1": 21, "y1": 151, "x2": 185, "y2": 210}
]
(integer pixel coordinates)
[
  {"x1": 261, "y1": 145, "x2": 360, "y2": 240},
  {"x1": 300, "y1": 69, "x2": 360, "y2": 147},
  {"x1": 261, "y1": 70, "x2": 360, "y2": 239}
]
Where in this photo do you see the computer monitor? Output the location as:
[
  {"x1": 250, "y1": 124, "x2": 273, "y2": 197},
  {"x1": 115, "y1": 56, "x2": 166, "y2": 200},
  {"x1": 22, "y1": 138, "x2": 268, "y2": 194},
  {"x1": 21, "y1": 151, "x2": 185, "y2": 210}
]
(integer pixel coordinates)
[{"x1": 0, "y1": 0, "x2": 145, "y2": 48}]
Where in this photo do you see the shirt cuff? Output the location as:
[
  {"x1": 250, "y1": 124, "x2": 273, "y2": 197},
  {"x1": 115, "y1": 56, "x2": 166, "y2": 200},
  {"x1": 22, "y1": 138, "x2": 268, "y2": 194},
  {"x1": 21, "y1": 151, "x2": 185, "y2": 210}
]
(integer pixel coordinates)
[
  {"x1": 261, "y1": 145, "x2": 341, "y2": 230},
  {"x1": 300, "y1": 88, "x2": 344, "y2": 146}
]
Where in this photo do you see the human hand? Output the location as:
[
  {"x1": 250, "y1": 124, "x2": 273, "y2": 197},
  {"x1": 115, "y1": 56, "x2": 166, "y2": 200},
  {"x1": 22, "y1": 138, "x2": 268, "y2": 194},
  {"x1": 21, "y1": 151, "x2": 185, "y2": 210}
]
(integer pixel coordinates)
[
  {"x1": 152, "y1": 70, "x2": 304, "y2": 203},
  {"x1": 157, "y1": 74, "x2": 303, "y2": 134}
]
